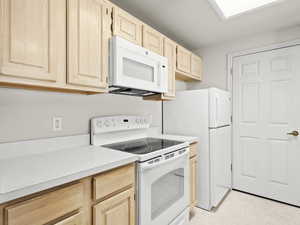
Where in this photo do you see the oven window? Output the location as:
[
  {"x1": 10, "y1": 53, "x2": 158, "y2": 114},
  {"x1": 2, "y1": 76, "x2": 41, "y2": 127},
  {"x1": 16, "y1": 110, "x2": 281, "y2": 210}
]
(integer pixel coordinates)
[
  {"x1": 151, "y1": 168, "x2": 185, "y2": 220},
  {"x1": 123, "y1": 57, "x2": 154, "y2": 82}
]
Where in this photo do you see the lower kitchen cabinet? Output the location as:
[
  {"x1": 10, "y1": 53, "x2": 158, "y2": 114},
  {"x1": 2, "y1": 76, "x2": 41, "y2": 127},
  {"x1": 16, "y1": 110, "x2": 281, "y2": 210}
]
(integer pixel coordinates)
[
  {"x1": 190, "y1": 143, "x2": 198, "y2": 208},
  {"x1": 54, "y1": 213, "x2": 82, "y2": 225},
  {"x1": 93, "y1": 188, "x2": 135, "y2": 225},
  {"x1": 0, "y1": 163, "x2": 136, "y2": 225}
]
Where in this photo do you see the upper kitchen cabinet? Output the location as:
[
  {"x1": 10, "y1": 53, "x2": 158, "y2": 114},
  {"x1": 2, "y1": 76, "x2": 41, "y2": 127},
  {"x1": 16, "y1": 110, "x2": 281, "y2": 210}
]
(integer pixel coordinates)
[
  {"x1": 163, "y1": 38, "x2": 176, "y2": 99},
  {"x1": 0, "y1": 0, "x2": 66, "y2": 85},
  {"x1": 176, "y1": 45, "x2": 192, "y2": 74},
  {"x1": 67, "y1": 0, "x2": 110, "y2": 90},
  {"x1": 176, "y1": 45, "x2": 202, "y2": 81},
  {"x1": 191, "y1": 54, "x2": 203, "y2": 80},
  {"x1": 112, "y1": 6, "x2": 143, "y2": 46},
  {"x1": 143, "y1": 37, "x2": 176, "y2": 101},
  {"x1": 142, "y1": 25, "x2": 164, "y2": 56}
]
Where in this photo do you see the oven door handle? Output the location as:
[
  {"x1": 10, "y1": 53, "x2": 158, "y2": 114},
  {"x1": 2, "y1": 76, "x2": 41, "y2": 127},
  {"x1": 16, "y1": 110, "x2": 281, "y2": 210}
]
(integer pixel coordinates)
[{"x1": 139, "y1": 150, "x2": 189, "y2": 171}]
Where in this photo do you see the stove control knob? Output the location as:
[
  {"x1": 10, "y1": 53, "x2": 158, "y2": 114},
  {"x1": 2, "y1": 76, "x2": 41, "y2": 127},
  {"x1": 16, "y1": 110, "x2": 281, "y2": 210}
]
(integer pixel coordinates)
[
  {"x1": 104, "y1": 120, "x2": 110, "y2": 127},
  {"x1": 97, "y1": 121, "x2": 102, "y2": 128},
  {"x1": 136, "y1": 118, "x2": 140, "y2": 124}
]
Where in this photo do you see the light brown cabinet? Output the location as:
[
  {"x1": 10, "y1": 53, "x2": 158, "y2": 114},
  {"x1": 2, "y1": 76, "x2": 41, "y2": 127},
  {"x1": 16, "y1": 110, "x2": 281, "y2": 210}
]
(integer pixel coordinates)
[
  {"x1": 68, "y1": 0, "x2": 110, "y2": 89},
  {"x1": 176, "y1": 46, "x2": 202, "y2": 82},
  {"x1": 0, "y1": 0, "x2": 66, "y2": 84},
  {"x1": 93, "y1": 188, "x2": 135, "y2": 225},
  {"x1": 54, "y1": 213, "x2": 82, "y2": 225},
  {"x1": 191, "y1": 54, "x2": 203, "y2": 80},
  {"x1": 113, "y1": 6, "x2": 143, "y2": 46},
  {"x1": 163, "y1": 38, "x2": 176, "y2": 99},
  {"x1": 189, "y1": 143, "x2": 198, "y2": 208},
  {"x1": 176, "y1": 46, "x2": 192, "y2": 74},
  {"x1": 0, "y1": 0, "x2": 203, "y2": 95},
  {"x1": 142, "y1": 25, "x2": 164, "y2": 56}
]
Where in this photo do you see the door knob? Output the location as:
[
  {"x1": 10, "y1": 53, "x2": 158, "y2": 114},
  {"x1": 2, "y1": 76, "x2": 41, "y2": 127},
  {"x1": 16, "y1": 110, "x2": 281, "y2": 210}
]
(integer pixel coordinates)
[{"x1": 287, "y1": 131, "x2": 299, "y2": 137}]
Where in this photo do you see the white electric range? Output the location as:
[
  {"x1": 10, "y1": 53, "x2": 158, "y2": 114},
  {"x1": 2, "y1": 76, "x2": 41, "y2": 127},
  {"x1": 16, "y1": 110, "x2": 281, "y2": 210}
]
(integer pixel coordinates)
[{"x1": 91, "y1": 115, "x2": 190, "y2": 225}]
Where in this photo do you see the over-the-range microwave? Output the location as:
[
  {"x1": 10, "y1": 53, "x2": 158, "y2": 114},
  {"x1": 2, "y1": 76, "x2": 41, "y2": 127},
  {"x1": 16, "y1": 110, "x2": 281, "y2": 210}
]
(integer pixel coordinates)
[{"x1": 109, "y1": 36, "x2": 168, "y2": 97}]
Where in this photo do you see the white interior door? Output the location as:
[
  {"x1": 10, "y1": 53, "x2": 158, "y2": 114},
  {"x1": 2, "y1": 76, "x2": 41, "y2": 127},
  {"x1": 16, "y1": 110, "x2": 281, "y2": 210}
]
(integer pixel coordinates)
[{"x1": 233, "y1": 45, "x2": 300, "y2": 206}]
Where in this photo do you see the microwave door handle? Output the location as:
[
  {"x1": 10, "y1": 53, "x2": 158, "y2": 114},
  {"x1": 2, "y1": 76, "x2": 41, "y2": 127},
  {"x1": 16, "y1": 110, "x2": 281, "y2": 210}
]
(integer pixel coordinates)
[{"x1": 140, "y1": 151, "x2": 188, "y2": 171}]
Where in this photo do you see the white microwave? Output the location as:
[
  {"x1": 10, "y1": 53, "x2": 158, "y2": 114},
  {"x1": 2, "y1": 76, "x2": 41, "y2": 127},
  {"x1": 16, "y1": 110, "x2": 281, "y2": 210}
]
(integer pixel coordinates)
[{"x1": 109, "y1": 36, "x2": 168, "y2": 97}]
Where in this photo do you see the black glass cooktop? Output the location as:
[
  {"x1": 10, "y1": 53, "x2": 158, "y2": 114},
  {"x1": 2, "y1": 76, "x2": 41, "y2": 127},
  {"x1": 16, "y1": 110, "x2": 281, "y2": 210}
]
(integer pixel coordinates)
[{"x1": 103, "y1": 138, "x2": 184, "y2": 155}]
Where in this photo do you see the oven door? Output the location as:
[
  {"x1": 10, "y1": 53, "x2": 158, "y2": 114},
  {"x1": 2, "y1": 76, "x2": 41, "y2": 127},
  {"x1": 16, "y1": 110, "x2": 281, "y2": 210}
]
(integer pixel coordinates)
[
  {"x1": 138, "y1": 149, "x2": 189, "y2": 225},
  {"x1": 110, "y1": 36, "x2": 168, "y2": 93}
]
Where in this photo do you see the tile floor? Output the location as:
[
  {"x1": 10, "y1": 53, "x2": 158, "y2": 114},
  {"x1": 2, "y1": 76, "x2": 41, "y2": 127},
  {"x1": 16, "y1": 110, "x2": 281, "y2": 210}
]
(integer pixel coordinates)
[{"x1": 189, "y1": 190, "x2": 300, "y2": 225}]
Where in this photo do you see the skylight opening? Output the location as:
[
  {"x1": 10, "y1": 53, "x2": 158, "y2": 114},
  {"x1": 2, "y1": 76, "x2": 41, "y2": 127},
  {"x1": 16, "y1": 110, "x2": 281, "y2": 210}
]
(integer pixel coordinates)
[{"x1": 208, "y1": 0, "x2": 284, "y2": 19}]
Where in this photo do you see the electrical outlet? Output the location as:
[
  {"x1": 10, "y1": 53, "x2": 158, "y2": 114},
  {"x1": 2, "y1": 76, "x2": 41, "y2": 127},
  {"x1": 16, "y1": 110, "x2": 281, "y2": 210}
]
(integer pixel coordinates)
[{"x1": 53, "y1": 117, "x2": 63, "y2": 131}]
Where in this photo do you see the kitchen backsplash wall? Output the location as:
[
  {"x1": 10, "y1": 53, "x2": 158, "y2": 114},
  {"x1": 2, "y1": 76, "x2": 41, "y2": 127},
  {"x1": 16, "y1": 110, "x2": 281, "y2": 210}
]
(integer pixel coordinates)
[{"x1": 0, "y1": 88, "x2": 162, "y2": 143}]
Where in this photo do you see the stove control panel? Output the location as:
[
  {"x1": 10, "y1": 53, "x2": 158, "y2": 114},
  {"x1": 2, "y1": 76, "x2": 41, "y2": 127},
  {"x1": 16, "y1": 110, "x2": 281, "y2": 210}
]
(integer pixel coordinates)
[{"x1": 91, "y1": 115, "x2": 152, "y2": 134}]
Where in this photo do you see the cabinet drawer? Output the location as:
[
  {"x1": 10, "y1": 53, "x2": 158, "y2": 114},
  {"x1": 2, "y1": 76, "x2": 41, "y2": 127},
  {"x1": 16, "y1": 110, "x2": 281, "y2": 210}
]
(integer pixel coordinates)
[
  {"x1": 54, "y1": 213, "x2": 82, "y2": 225},
  {"x1": 5, "y1": 183, "x2": 84, "y2": 225},
  {"x1": 190, "y1": 143, "x2": 198, "y2": 158},
  {"x1": 93, "y1": 164, "x2": 135, "y2": 201}
]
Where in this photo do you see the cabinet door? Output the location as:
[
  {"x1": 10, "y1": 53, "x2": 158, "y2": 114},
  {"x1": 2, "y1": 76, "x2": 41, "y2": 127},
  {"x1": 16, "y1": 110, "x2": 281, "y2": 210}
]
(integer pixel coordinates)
[
  {"x1": 0, "y1": 0, "x2": 65, "y2": 82},
  {"x1": 68, "y1": 0, "x2": 110, "y2": 89},
  {"x1": 113, "y1": 7, "x2": 142, "y2": 46},
  {"x1": 191, "y1": 54, "x2": 202, "y2": 80},
  {"x1": 176, "y1": 46, "x2": 192, "y2": 74},
  {"x1": 142, "y1": 25, "x2": 164, "y2": 55},
  {"x1": 163, "y1": 38, "x2": 176, "y2": 98},
  {"x1": 190, "y1": 156, "x2": 197, "y2": 207},
  {"x1": 54, "y1": 213, "x2": 82, "y2": 225},
  {"x1": 93, "y1": 188, "x2": 135, "y2": 225}
]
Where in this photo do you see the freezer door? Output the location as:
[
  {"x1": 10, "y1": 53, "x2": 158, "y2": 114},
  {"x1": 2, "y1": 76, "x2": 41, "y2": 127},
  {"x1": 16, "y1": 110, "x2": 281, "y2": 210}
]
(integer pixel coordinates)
[
  {"x1": 209, "y1": 88, "x2": 231, "y2": 128},
  {"x1": 210, "y1": 126, "x2": 232, "y2": 207}
]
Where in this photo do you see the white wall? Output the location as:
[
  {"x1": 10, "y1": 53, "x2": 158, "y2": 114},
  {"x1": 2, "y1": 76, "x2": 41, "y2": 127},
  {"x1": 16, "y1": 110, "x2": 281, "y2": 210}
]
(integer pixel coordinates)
[
  {"x1": 188, "y1": 26, "x2": 300, "y2": 90},
  {"x1": 176, "y1": 80, "x2": 188, "y2": 91},
  {"x1": 0, "y1": 88, "x2": 162, "y2": 143}
]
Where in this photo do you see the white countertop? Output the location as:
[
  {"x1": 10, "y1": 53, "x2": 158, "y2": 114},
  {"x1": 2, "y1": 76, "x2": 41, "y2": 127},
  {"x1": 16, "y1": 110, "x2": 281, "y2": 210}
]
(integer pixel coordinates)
[{"x1": 0, "y1": 145, "x2": 138, "y2": 204}]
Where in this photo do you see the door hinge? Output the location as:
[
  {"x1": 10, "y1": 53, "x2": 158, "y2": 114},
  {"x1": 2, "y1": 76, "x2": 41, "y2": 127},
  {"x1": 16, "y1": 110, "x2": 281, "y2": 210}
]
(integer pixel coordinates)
[
  {"x1": 230, "y1": 67, "x2": 233, "y2": 76},
  {"x1": 231, "y1": 164, "x2": 233, "y2": 172},
  {"x1": 230, "y1": 115, "x2": 233, "y2": 123},
  {"x1": 110, "y1": 8, "x2": 114, "y2": 33}
]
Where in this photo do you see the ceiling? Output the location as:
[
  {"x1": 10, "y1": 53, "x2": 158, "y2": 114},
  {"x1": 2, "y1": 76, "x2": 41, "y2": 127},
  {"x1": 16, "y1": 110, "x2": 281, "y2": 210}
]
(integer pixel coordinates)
[{"x1": 110, "y1": 0, "x2": 300, "y2": 50}]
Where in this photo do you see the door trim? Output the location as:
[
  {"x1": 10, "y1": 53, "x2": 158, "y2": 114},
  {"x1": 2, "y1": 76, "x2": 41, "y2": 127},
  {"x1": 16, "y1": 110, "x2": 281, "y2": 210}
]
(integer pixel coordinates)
[{"x1": 227, "y1": 38, "x2": 300, "y2": 188}]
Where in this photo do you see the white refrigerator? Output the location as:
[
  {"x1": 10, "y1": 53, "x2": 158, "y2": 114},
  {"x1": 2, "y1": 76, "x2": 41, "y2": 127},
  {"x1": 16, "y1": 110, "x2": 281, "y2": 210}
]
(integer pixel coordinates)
[{"x1": 163, "y1": 88, "x2": 232, "y2": 210}]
